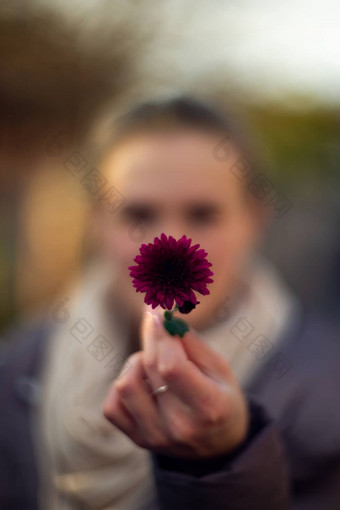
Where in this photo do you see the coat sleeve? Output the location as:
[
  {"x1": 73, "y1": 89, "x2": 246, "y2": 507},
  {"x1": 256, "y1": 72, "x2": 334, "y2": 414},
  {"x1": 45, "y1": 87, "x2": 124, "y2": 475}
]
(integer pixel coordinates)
[{"x1": 151, "y1": 398, "x2": 290, "y2": 510}]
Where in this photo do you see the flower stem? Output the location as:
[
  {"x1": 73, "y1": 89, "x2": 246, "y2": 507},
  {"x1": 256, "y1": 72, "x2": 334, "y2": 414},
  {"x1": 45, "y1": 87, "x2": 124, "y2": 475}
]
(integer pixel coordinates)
[
  {"x1": 162, "y1": 303, "x2": 189, "y2": 338},
  {"x1": 164, "y1": 303, "x2": 179, "y2": 321}
]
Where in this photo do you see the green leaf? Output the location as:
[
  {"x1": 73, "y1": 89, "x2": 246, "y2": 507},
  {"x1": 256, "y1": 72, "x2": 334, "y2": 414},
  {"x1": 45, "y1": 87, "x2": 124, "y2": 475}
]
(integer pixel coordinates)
[{"x1": 163, "y1": 317, "x2": 189, "y2": 338}]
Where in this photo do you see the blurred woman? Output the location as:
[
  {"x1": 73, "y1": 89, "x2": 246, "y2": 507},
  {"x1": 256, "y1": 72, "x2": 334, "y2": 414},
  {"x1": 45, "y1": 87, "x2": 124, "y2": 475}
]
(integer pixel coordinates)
[{"x1": 1, "y1": 97, "x2": 339, "y2": 510}]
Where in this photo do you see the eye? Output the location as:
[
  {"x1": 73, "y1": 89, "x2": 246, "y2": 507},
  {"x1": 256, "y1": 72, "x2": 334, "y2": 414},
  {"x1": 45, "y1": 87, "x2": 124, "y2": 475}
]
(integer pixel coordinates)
[
  {"x1": 186, "y1": 204, "x2": 221, "y2": 225},
  {"x1": 121, "y1": 204, "x2": 156, "y2": 224}
]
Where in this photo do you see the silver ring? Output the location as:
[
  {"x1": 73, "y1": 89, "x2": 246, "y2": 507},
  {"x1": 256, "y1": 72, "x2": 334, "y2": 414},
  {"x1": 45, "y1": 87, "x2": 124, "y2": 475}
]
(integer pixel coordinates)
[{"x1": 151, "y1": 384, "x2": 169, "y2": 396}]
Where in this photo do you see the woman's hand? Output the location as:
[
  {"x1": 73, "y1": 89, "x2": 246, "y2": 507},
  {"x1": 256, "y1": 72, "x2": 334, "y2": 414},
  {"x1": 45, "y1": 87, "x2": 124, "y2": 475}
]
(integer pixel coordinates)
[{"x1": 103, "y1": 308, "x2": 249, "y2": 459}]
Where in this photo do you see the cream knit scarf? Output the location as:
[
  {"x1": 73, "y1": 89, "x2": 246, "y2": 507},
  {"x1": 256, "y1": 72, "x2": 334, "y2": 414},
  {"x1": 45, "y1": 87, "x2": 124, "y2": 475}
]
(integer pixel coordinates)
[{"x1": 34, "y1": 258, "x2": 297, "y2": 510}]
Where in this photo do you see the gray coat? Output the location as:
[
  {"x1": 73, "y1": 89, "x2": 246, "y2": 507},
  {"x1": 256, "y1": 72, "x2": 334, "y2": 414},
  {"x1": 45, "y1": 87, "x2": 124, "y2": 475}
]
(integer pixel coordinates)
[{"x1": 0, "y1": 312, "x2": 339, "y2": 509}]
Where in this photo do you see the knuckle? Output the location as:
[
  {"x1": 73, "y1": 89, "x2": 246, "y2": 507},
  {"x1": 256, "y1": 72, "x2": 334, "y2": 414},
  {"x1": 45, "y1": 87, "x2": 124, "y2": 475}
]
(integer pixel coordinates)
[
  {"x1": 102, "y1": 402, "x2": 117, "y2": 423},
  {"x1": 148, "y1": 434, "x2": 168, "y2": 451},
  {"x1": 102, "y1": 405, "x2": 112, "y2": 422},
  {"x1": 200, "y1": 405, "x2": 224, "y2": 427},
  {"x1": 198, "y1": 392, "x2": 226, "y2": 427},
  {"x1": 173, "y1": 426, "x2": 196, "y2": 446},
  {"x1": 115, "y1": 352, "x2": 141, "y2": 381},
  {"x1": 114, "y1": 378, "x2": 135, "y2": 399},
  {"x1": 216, "y1": 356, "x2": 229, "y2": 373},
  {"x1": 128, "y1": 351, "x2": 143, "y2": 365},
  {"x1": 168, "y1": 417, "x2": 196, "y2": 445},
  {"x1": 144, "y1": 357, "x2": 158, "y2": 374},
  {"x1": 158, "y1": 362, "x2": 182, "y2": 382},
  {"x1": 133, "y1": 435, "x2": 148, "y2": 449}
]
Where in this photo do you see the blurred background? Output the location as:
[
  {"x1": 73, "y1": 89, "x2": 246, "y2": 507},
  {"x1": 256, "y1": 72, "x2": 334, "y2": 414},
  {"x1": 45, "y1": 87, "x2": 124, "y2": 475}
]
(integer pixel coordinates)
[{"x1": 1, "y1": 0, "x2": 339, "y2": 333}]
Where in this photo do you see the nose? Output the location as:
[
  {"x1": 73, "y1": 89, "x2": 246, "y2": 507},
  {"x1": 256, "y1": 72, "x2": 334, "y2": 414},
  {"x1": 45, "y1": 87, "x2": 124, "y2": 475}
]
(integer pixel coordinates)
[{"x1": 155, "y1": 220, "x2": 186, "y2": 241}]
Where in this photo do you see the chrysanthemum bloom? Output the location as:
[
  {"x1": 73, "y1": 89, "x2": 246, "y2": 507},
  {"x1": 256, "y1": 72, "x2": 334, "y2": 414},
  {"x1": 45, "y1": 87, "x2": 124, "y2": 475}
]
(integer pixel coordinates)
[{"x1": 128, "y1": 233, "x2": 214, "y2": 311}]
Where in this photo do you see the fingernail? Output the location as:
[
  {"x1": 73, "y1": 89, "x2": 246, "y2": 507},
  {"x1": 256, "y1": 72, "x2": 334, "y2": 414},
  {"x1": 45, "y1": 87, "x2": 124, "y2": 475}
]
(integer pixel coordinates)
[
  {"x1": 153, "y1": 313, "x2": 162, "y2": 326},
  {"x1": 152, "y1": 313, "x2": 164, "y2": 338}
]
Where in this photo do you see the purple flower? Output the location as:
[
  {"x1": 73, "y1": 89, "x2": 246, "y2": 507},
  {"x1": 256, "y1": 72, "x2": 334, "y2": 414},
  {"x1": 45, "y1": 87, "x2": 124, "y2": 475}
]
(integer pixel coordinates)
[{"x1": 129, "y1": 233, "x2": 214, "y2": 310}]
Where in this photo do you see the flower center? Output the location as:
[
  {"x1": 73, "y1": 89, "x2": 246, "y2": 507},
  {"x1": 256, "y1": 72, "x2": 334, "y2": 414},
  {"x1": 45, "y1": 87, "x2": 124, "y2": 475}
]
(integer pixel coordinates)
[{"x1": 156, "y1": 257, "x2": 187, "y2": 287}]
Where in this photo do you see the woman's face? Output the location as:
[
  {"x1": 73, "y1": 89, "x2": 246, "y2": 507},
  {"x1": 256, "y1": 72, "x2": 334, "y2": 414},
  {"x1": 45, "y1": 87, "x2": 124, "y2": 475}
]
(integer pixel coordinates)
[{"x1": 93, "y1": 129, "x2": 262, "y2": 330}]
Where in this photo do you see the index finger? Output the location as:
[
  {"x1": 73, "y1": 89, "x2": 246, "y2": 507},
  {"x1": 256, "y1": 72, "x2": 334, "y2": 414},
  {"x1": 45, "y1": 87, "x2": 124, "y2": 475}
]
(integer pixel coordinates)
[{"x1": 141, "y1": 309, "x2": 218, "y2": 410}]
